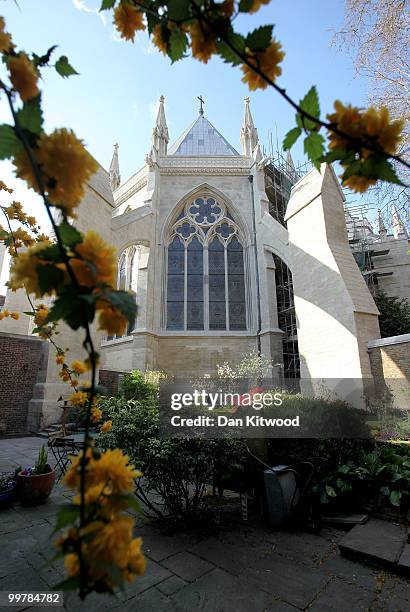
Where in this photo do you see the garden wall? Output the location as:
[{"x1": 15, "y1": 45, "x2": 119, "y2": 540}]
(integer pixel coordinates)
[
  {"x1": 0, "y1": 332, "x2": 49, "y2": 436},
  {"x1": 99, "y1": 369, "x2": 126, "y2": 396},
  {"x1": 368, "y1": 334, "x2": 410, "y2": 410}
]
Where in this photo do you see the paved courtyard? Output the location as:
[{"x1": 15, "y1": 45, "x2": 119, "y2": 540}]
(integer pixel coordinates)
[{"x1": 0, "y1": 437, "x2": 409, "y2": 611}]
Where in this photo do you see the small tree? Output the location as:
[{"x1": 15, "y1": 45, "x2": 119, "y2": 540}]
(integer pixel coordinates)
[{"x1": 374, "y1": 289, "x2": 410, "y2": 337}]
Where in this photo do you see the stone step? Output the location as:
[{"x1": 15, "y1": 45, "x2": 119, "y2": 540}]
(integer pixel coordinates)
[{"x1": 339, "y1": 518, "x2": 408, "y2": 575}]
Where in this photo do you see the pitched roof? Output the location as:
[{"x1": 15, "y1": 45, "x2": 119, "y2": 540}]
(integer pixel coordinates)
[{"x1": 168, "y1": 115, "x2": 239, "y2": 156}]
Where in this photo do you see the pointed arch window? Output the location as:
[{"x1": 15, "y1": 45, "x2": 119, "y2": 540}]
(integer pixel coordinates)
[{"x1": 166, "y1": 195, "x2": 247, "y2": 331}]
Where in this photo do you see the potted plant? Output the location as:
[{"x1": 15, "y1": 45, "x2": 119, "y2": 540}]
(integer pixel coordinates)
[
  {"x1": 0, "y1": 468, "x2": 19, "y2": 509},
  {"x1": 17, "y1": 446, "x2": 55, "y2": 506}
]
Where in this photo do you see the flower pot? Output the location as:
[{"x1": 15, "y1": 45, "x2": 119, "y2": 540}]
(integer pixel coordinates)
[
  {"x1": 17, "y1": 469, "x2": 56, "y2": 506},
  {"x1": 0, "y1": 483, "x2": 17, "y2": 509}
]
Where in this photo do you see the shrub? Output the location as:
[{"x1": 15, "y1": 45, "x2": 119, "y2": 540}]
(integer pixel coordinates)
[
  {"x1": 99, "y1": 398, "x2": 247, "y2": 527},
  {"x1": 120, "y1": 370, "x2": 158, "y2": 402},
  {"x1": 374, "y1": 289, "x2": 410, "y2": 337}
]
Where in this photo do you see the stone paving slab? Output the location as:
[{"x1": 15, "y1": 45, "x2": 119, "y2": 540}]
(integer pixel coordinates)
[
  {"x1": 308, "y1": 576, "x2": 376, "y2": 611},
  {"x1": 339, "y1": 519, "x2": 407, "y2": 568},
  {"x1": 398, "y1": 544, "x2": 410, "y2": 575},
  {"x1": 1, "y1": 438, "x2": 410, "y2": 612},
  {"x1": 239, "y1": 552, "x2": 330, "y2": 609}
]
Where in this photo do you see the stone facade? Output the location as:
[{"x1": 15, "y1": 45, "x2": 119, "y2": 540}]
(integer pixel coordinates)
[
  {"x1": 0, "y1": 98, "x2": 386, "y2": 429},
  {"x1": 368, "y1": 334, "x2": 410, "y2": 410}
]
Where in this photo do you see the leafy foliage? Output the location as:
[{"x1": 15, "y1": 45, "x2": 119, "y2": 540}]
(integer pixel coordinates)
[
  {"x1": 55, "y1": 56, "x2": 79, "y2": 78},
  {"x1": 374, "y1": 289, "x2": 410, "y2": 337}
]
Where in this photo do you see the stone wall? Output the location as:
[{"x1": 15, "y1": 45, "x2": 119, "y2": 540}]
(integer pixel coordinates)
[
  {"x1": 0, "y1": 332, "x2": 48, "y2": 436},
  {"x1": 368, "y1": 334, "x2": 410, "y2": 410},
  {"x1": 99, "y1": 369, "x2": 125, "y2": 396}
]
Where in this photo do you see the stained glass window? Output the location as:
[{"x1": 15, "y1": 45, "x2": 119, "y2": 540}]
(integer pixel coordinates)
[{"x1": 166, "y1": 195, "x2": 247, "y2": 331}]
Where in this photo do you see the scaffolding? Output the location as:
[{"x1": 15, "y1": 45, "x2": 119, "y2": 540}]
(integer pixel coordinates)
[
  {"x1": 262, "y1": 136, "x2": 311, "y2": 227},
  {"x1": 345, "y1": 202, "x2": 393, "y2": 294},
  {"x1": 273, "y1": 253, "x2": 300, "y2": 380}
]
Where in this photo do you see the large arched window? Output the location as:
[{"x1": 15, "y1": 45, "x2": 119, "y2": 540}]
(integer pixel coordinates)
[{"x1": 166, "y1": 195, "x2": 247, "y2": 331}]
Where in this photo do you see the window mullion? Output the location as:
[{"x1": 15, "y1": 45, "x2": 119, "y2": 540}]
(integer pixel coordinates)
[
  {"x1": 224, "y1": 246, "x2": 229, "y2": 331},
  {"x1": 204, "y1": 245, "x2": 209, "y2": 331},
  {"x1": 184, "y1": 245, "x2": 187, "y2": 331}
]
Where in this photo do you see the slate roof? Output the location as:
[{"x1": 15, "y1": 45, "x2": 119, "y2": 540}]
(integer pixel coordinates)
[{"x1": 168, "y1": 115, "x2": 239, "y2": 156}]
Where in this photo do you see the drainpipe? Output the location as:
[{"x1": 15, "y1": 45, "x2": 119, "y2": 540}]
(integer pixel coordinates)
[{"x1": 249, "y1": 174, "x2": 262, "y2": 357}]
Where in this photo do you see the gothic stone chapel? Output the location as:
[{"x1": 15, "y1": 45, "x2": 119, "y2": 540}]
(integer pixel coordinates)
[{"x1": 0, "y1": 96, "x2": 382, "y2": 428}]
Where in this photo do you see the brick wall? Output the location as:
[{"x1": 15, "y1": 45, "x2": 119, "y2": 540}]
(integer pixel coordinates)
[
  {"x1": 368, "y1": 334, "x2": 410, "y2": 410},
  {"x1": 99, "y1": 369, "x2": 125, "y2": 396},
  {"x1": 0, "y1": 332, "x2": 48, "y2": 436}
]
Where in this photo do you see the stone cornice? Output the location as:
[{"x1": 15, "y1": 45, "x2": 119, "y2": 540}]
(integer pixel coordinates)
[{"x1": 159, "y1": 156, "x2": 251, "y2": 176}]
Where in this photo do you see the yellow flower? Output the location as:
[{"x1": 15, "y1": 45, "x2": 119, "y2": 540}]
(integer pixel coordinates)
[
  {"x1": 152, "y1": 24, "x2": 169, "y2": 55},
  {"x1": 8, "y1": 240, "x2": 52, "y2": 297},
  {"x1": 34, "y1": 305, "x2": 50, "y2": 327},
  {"x1": 248, "y1": 0, "x2": 270, "y2": 13},
  {"x1": 64, "y1": 553, "x2": 80, "y2": 578},
  {"x1": 69, "y1": 390, "x2": 88, "y2": 407},
  {"x1": 64, "y1": 448, "x2": 141, "y2": 494},
  {"x1": 14, "y1": 129, "x2": 98, "y2": 215},
  {"x1": 189, "y1": 21, "x2": 217, "y2": 63},
  {"x1": 71, "y1": 359, "x2": 87, "y2": 375},
  {"x1": 241, "y1": 39, "x2": 284, "y2": 90},
  {"x1": 12, "y1": 227, "x2": 36, "y2": 248},
  {"x1": 327, "y1": 101, "x2": 404, "y2": 157},
  {"x1": 125, "y1": 537, "x2": 146, "y2": 577},
  {"x1": 70, "y1": 230, "x2": 117, "y2": 288},
  {"x1": 59, "y1": 369, "x2": 70, "y2": 382},
  {"x1": 342, "y1": 175, "x2": 378, "y2": 193},
  {"x1": 98, "y1": 305, "x2": 128, "y2": 336},
  {"x1": 56, "y1": 353, "x2": 65, "y2": 365},
  {"x1": 114, "y1": 3, "x2": 145, "y2": 42},
  {"x1": 8, "y1": 53, "x2": 39, "y2": 101},
  {"x1": 91, "y1": 406, "x2": 102, "y2": 422},
  {"x1": 100, "y1": 420, "x2": 112, "y2": 433},
  {"x1": 0, "y1": 16, "x2": 12, "y2": 54},
  {"x1": 91, "y1": 516, "x2": 134, "y2": 565},
  {"x1": 26, "y1": 216, "x2": 37, "y2": 228},
  {"x1": 0, "y1": 180, "x2": 13, "y2": 193},
  {"x1": 10, "y1": 312, "x2": 19, "y2": 320}
]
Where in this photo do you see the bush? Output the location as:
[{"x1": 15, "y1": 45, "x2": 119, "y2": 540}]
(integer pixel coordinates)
[
  {"x1": 120, "y1": 370, "x2": 158, "y2": 402},
  {"x1": 99, "y1": 398, "x2": 247, "y2": 527},
  {"x1": 374, "y1": 289, "x2": 410, "y2": 337}
]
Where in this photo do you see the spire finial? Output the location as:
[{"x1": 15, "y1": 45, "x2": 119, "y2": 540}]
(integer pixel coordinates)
[
  {"x1": 109, "y1": 142, "x2": 120, "y2": 192},
  {"x1": 198, "y1": 95, "x2": 205, "y2": 116},
  {"x1": 240, "y1": 95, "x2": 258, "y2": 156},
  {"x1": 378, "y1": 209, "x2": 387, "y2": 237},
  {"x1": 391, "y1": 203, "x2": 408, "y2": 239}
]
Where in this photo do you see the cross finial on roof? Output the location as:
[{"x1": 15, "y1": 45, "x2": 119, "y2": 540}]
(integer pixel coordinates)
[{"x1": 198, "y1": 95, "x2": 205, "y2": 116}]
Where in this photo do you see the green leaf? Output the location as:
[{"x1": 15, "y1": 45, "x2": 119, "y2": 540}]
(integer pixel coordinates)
[
  {"x1": 37, "y1": 244, "x2": 63, "y2": 263},
  {"x1": 299, "y1": 85, "x2": 320, "y2": 120},
  {"x1": 53, "y1": 576, "x2": 81, "y2": 592},
  {"x1": 380, "y1": 486, "x2": 390, "y2": 496},
  {"x1": 321, "y1": 148, "x2": 352, "y2": 164},
  {"x1": 100, "y1": 0, "x2": 116, "y2": 9},
  {"x1": 146, "y1": 12, "x2": 161, "y2": 35},
  {"x1": 239, "y1": 0, "x2": 254, "y2": 12},
  {"x1": 246, "y1": 25, "x2": 273, "y2": 52},
  {"x1": 47, "y1": 293, "x2": 78, "y2": 324},
  {"x1": 37, "y1": 264, "x2": 65, "y2": 294},
  {"x1": 168, "y1": 29, "x2": 188, "y2": 63},
  {"x1": 58, "y1": 221, "x2": 83, "y2": 247},
  {"x1": 325, "y1": 484, "x2": 337, "y2": 497},
  {"x1": 32, "y1": 45, "x2": 58, "y2": 67},
  {"x1": 0, "y1": 124, "x2": 22, "y2": 159},
  {"x1": 217, "y1": 32, "x2": 246, "y2": 66},
  {"x1": 304, "y1": 132, "x2": 325, "y2": 169},
  {"x1": 373, "y1": 159, "x2": 405, "y2": 186},
  {"x1": 53, "y1": 504, "x2": 80, "y2": 533},
  {"x1": 0, "y1": 229, "x2": 9, "y2": 240},
  {"x1": 389, "y1": 489, "x2": 402, "y2": 507},
  {"x1": 283, "y1": 127, "x2": 301, "y2": 151},
  {"x1": 16, "y1": 95, "x2": 43, "y2": 136},
  {"x1": 167, "y1": 0, "x2": 191, "y2": 21},
  {"x1": 55, "y1": 56, "x2": 79, "y2": 79}
]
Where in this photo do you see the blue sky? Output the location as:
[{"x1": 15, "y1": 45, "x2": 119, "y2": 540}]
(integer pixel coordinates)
[{"x1": 0, "y1": 0, "x2": 367, "y2": 179}]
